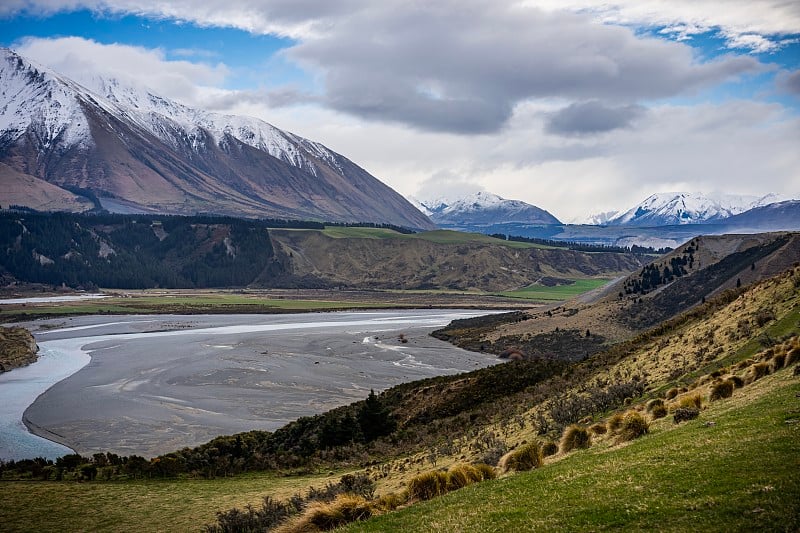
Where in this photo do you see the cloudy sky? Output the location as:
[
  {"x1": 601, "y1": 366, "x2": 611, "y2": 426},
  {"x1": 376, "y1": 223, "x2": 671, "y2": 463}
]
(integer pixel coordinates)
[{"x1": 2, "y1": 1, "x2": 799, "y2": 221}]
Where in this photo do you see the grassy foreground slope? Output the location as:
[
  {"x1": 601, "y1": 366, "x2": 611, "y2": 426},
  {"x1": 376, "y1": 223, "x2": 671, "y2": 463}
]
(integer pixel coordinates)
[{"x1": 347, "y1": 370, "x2": 800, "y2": 532}]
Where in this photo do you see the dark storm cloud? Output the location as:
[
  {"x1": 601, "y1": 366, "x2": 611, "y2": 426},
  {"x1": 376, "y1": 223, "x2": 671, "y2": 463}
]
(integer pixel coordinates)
[
  {"x1": 283, "y1": 2, "x2": 763, "y2": 133},
  {"x1": 545, "y1": 101, "x2": 646, "y2": 136}
]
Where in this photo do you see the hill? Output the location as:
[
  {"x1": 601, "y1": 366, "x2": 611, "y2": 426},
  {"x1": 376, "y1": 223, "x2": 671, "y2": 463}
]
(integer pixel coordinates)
[
  {"x1": 0, "y1": 212, "x2": 647, "y2": 292},
  {"x1": 2, "y1": 252, "x2": 798, "y2": 532},
  {"x1": 0, "y1": 49, "x2": 433, "y2": 230}
]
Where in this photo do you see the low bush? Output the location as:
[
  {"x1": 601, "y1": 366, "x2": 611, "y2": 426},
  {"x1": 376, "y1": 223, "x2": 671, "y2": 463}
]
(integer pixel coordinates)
[
  {"x1": 542, "y1": 441, "x2": 559, "y2": 457},
  {"x1": 673, "y1": 407, "x2": 700, "y2": 424},
  {"x1": 560, "y1": 425, "x2": 591, "y2": 454},
  {"x1": 500, "y1": 442, "x2": 543, "y2": 473},
  {"x1": 408, "y1": 471, "x2": 449, "y2": 501},
  {"x1": 617, "y1": 411, "x2": 649, "y2": 442},
  {"x1": 709, "y1": 380, "x2": 734, "y2": 401},
  {"x1": 205, "y1": 496, "x2": 295, "y2": 533}
]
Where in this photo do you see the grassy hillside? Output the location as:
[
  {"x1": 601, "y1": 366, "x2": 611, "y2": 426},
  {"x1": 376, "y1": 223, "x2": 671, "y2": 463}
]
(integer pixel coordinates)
[{"x1": 271, "y1": 228, "x2": 644, "y2": 292}]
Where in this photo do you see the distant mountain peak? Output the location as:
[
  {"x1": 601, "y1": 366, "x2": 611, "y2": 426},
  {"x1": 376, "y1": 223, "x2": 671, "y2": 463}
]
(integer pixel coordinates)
[
  {"x1": 410, "y1": 190, "x2": 560, "y2": 226},
  {"x1": 605, "y1": 191, "x2": 790, "y2": 226}
]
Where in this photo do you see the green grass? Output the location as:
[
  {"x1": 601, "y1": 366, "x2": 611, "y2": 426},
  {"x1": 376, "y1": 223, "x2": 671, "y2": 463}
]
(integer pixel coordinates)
[
  {"x1": 345, "y1": 372, "x2": 800, "y2": 532},
  {"x1": 495, "y1": 278, "x2": 610, "y2": 300},
  {"x1": 313, "y1": 227, "x2": 556, "y2": 249},
  {"x1": 0, "y1": 471, "x2": 342, "y2": 533}
]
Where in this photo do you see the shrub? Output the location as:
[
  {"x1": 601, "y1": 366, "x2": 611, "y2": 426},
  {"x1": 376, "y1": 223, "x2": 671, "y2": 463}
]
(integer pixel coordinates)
[
  {"x1": 666, "y1": 388, "x2": 679, "y2": 400},
  {"x1": 205, "y1": 496, "x2": 295, "y2": 533},
  {"x1": 607, "y1": 413, "x2": 625, "y2": 433},
  {"x1": 709, "y1": 380, "x2": 734, "y2": 401},
  {"x1": 646, "y1": 398, "x2": 664, "y2": 413},
  {"x1": 447, "y1": 464, "x2": 482, "y2": 490},
  {"x1": 560, "y1": 425, "x2": 591, "y2": 454},
  {"x1": 408, "y1": 470, "x2": 449, "y2": 501},
  {"x1": 300, "y1": 494, "x2": 375, "y2": 531},
  {"x1": 500, "y1": 442, "x2": 543, "y2": 473},
  {"x1": 590, "y1": 423, "x2": 607, "y2": 435},
  {"x1": 542, "y1": 441, "x2": 559, "y2": 457},
  {"x1": 650, "y1": 404, "x2": 668, "y2": 419},
  {"x1": 617, "y1": 411, "x2": 649, "y2": 442},
  {"x1": 746, "y1": 362, "x2": 771, "y2": 383},
  {"x1": 673, "y1": 407, "x2": 700, "y2": 424}
]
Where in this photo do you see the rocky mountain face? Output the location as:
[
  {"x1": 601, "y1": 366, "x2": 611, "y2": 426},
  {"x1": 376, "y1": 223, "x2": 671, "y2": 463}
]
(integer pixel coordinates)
[
  {"x1": 604, "y1": 192, "x2": 786, "y2": 226},
  {"x1": 411, "y1": 191, "x2": 560, "y2": 227},
  {"x1": 0, "y1": 49, "x2": 433, "y2": 230}
]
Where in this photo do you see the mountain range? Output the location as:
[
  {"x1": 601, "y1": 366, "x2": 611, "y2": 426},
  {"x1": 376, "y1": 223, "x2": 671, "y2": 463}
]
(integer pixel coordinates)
[
  {"x1": 0, "y1": 48, "x2": 433, "y2": 230},
  {"x1": 600, "y1": 192, "x2": 790, "y2": 226},
  {"x1": 411, "y1": 191, "x2": 560, "y2": 226}
]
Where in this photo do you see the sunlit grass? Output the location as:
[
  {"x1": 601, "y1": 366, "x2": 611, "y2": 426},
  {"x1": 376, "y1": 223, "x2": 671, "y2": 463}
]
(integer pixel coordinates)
[{"x1": 495, "y1": 278, "x2": 610, "y2": 300}]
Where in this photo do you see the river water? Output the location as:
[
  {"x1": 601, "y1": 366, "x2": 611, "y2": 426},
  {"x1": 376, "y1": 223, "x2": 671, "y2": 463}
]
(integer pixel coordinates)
[{"x1": 1, "y1": 310, "x2": 500, "y2": 460}]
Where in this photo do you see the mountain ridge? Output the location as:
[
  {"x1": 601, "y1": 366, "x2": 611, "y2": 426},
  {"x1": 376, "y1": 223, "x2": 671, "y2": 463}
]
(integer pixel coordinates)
[
  {"x1": 411, "y1": 191, "x2": 560, "y2": 226},
  {"x1": 0, "y1": 48, "x2": 434, "y2": 229}
]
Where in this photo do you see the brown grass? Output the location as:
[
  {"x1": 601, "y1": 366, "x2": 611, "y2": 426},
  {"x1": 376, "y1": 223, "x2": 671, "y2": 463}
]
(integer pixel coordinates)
[
  {"x1": 616, "y1": 411, "x2": 649, "y2": 442},
  {"x1": 279, "y1": 494, "x2": 376, "y2": 533},
  {"x1": 560, "y1": 425, "x2": 591, "y2": 454},
  {"x1": 709, "y1": 380, "x2": 734, "y2": 401},
  {"x1": 499, "y1": 442, "x2": 544, "y2": 473}
]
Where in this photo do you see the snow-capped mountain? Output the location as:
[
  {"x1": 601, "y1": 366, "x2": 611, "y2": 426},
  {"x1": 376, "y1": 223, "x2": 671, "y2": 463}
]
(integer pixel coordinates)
[
  {"x1": 606, "y1": 192, "x2": 787, "y2": 226},
  {"x1": 571, "y1": 210, "x2": 619, "y2": 225},
  {"x1": 410, "y1": 191, "x2": 560, "y2": 226},
  {"x1": 0, "y1": 48, "x2": 434, "y2": 229}
]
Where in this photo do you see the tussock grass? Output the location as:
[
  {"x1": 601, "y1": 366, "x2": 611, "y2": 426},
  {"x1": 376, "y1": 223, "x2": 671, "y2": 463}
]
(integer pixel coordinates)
[
  {"x1": 280, "y1": 494, "x2": 375, "y2": 532},
  {"x1": 542, "y1": 441, "x2": 559, "y2": 457},
  {"x1": 499, "y1": 442, "x2": 544, "y2": 473},
  {"x1": 616, "y1": 411, "x2": 649, "y2": 442},
  {"x1": 407, "y1": 471, "x2": 449, "y2": 501},
  {"x1": 746, "y1": 362, "x2": 771, "y2": 384},
  {"x1": 650, "y1": 404, "x2": 668, "y2": 419},
  {"x1": 560, "y1": 425, "x2": 591, "y2": 454},
  {"x1": 673, "y1": 407, "x2": 700, "y2": 423},
  {"x1": 646, "y1": 398, "x2": 665, "y2": 412},
  {"x1": 709, "y1": 380, "x2": 734, "y2": 401},
  {"x1": 589, "y1": 423, "x2": 608, "y2": 435}
]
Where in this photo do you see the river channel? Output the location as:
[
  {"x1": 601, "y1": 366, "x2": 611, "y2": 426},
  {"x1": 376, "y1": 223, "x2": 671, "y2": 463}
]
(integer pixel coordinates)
[{"x1": 0, "y1": 310, "x2": 501, "y2": 460}]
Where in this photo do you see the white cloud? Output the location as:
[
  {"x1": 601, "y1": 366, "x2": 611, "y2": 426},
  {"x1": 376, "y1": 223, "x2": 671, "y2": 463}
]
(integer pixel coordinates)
[{"x1": 16, "y1": 37, "x2": 229, "y2": 105}]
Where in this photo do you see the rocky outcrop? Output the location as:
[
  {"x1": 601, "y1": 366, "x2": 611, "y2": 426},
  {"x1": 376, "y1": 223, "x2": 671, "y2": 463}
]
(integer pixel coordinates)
[{"x1": 0, "y1": 326, "x2": 38, "y2": 372}]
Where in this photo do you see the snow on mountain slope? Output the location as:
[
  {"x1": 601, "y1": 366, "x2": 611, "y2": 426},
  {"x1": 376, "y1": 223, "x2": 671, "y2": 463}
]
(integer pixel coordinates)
[
  {"x1": 607, "y1": 192, "x2": 788, "y2": 226},
  {"x1": 411, "y1": 191, "x2": 560, "y2": 226},
  {"x1": 0, "y1": 48, "x2": 433, "y2": 229}
]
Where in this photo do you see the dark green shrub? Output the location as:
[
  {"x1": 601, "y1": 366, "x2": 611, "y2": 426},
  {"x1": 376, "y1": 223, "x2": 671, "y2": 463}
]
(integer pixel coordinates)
[
  {"x1": 542, "y1": 441, "x2": 559, "y2": 457},
  {"x1": 617, "y1": 411, "x2": 649, "y2": 442},
  {"x1": 500, "y1": 442, "x2": 543, "y2": 472},
  {"x1": 709, "y1": 380, "x2": 734, "y2": 401},
  {"x1": 560, "y1": 425, "x2": 591, "y2": 454},
  {"x1": 673, "y1": 407, "x2": 700, "y2": 423}
]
